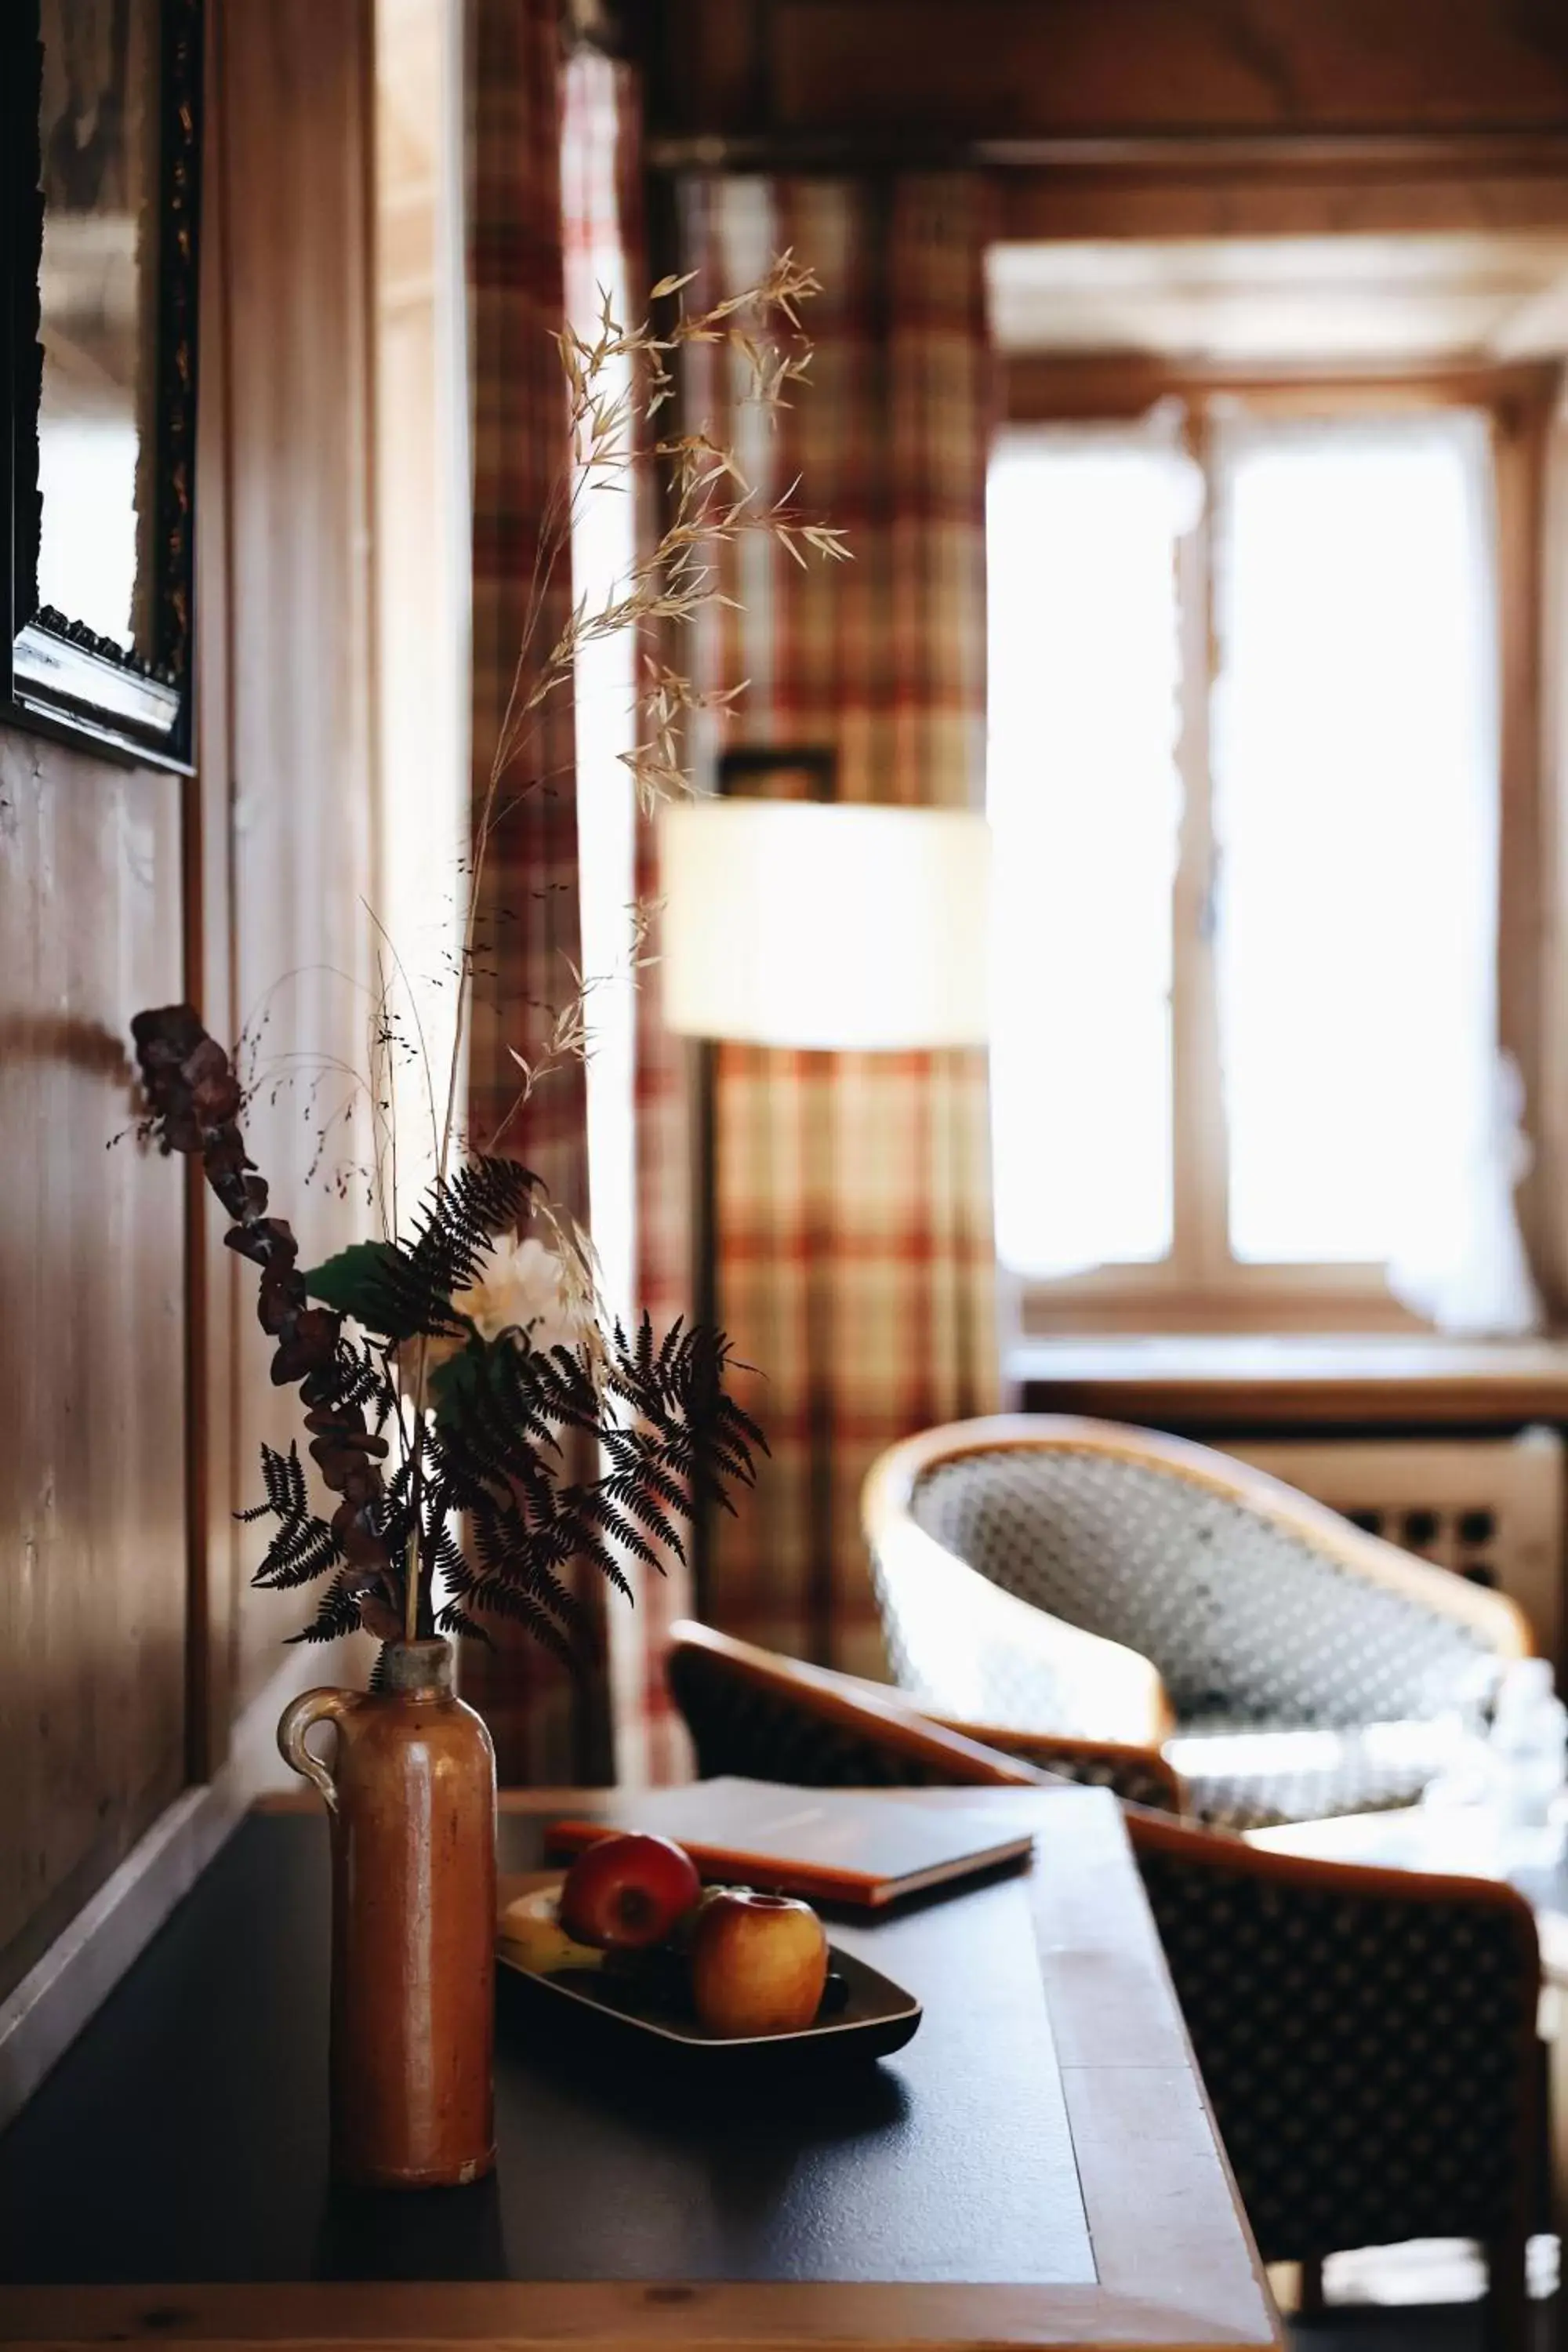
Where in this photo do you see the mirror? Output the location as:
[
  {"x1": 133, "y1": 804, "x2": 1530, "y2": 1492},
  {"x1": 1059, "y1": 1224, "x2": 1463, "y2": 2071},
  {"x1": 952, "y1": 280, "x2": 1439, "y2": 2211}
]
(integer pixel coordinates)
[
  {"x1": 4, "y1": 0, "x2": 202, "y2": 764},
  {"x1": 36, "y1": 0, "x2": 162, "y2": 652}
]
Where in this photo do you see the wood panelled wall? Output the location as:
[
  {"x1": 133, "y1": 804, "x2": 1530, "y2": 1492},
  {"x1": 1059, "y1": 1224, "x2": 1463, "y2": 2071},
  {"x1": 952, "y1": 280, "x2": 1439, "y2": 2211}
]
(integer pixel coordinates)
[
  {"x1": 649, "y1": 0, "x2": 1568, "y2": 144},
  {"x1": 0, "y1": 0, "x2": 376, "y2": 2004},
  {"x1": 197, "y1": 0, "x2": 377, "y2": 1748},
  {"x1": 0, "y1": 738, "x2": 187, "y2": 2005}
]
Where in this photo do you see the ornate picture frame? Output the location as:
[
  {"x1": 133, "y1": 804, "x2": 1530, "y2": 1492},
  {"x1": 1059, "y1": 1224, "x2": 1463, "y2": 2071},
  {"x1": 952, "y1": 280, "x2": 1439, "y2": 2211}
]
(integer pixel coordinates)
[{"x1": 2, "y1": 0, "x2": 202, "y2": 767}]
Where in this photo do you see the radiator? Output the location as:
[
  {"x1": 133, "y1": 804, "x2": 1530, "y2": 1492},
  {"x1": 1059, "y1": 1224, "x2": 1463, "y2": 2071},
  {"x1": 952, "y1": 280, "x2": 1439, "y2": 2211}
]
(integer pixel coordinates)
[{"x1": 1221, "y1": 1428, "x2": 1566, "y2": 1669}]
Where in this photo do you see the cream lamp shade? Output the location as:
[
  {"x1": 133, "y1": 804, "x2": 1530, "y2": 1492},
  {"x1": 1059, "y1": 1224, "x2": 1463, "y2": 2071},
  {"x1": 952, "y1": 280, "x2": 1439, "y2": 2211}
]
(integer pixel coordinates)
[{"x1": 659, "y1": 798, "x2": 992, "y2": 1051}]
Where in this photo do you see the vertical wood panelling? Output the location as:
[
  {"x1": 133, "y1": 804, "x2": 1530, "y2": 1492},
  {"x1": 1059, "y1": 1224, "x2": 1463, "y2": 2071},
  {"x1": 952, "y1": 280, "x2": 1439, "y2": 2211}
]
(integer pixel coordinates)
[
  {"x1": 185, "y1": 0, "x2": 238, "y2": 1781},
  {"x1": 1, "y1": 0, "x2": 379, "y2": 2010},
  {"x1": 213, "y1": 0, "x2": 378, "y2": 1720},
  {"x1": 0, "y1": 728, "x2": 187, "y2": 2002}
]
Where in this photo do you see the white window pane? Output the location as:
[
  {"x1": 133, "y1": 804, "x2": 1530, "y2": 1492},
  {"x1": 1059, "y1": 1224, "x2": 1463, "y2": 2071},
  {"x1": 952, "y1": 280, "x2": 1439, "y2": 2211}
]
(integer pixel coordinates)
[
  {"x1": 987, "y1": 430, "x2": 1184, "y2": 1277},
  {"x1": 564, "y1": 53, "x2": 638, "y2": 1327},
  {"x1": 1213, "y1": 415, "x2": 1498, "y2": 1267}
]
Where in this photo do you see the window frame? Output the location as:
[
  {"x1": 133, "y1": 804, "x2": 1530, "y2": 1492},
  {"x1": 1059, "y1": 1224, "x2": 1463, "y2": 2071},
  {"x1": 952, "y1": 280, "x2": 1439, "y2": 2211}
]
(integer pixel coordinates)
[{"x1": 997, "y1": 355, "x2": 1560, "y2": 1338}]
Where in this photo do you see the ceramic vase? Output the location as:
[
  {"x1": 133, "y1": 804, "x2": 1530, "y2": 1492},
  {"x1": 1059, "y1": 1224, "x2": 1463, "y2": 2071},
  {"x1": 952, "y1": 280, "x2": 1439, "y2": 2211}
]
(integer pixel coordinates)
[{"x1": 278, "y1": 1637, "x2": 497, "y2": 2187}]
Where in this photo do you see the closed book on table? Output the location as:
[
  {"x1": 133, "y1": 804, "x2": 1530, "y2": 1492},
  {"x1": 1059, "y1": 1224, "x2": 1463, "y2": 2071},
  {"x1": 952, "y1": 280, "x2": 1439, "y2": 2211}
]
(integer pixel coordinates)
[{"x1": 546, "y1": 1777, "x2": 1036, "y2": 1907}]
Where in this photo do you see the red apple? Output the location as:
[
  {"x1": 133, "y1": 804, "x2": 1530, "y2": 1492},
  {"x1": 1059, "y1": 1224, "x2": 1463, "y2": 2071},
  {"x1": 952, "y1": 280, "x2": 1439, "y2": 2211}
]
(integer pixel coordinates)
[
  {"x1": 558, "y1": 1832, "x2": 702, "y2": 1951},
  {"x1": 689, "y1": 1889, "x2": 829, "y2": 2038}
]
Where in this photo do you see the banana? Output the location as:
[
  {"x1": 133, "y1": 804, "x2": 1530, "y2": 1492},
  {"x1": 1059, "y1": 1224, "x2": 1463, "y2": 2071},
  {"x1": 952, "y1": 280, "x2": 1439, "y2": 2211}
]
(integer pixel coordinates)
[{"x1": 499, "y1": 1886, "x2": 606, "y2": 1976}]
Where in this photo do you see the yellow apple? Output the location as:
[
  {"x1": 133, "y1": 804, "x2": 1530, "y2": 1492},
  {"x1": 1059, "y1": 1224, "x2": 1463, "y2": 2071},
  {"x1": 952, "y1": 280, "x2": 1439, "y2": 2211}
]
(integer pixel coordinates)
[{"x1": 689, "y1": 1889, "x2": 829, "y2": 2037}]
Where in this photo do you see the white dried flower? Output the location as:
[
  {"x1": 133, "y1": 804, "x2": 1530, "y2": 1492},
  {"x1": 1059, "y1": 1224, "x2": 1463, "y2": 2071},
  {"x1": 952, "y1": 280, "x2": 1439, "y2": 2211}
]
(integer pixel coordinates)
[
  {"x1": 394, "y1": 1234, "x2": 587, "y2": 1406},
  {"x1": 452, "y1": 1232, "x2": 583, "y2": 1356}
]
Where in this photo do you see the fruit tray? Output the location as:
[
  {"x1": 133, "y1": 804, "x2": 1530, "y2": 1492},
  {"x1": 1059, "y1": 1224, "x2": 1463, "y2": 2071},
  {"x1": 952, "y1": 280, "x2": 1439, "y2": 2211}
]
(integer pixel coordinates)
[{"x1": 496, "y1": 1939, "x2": 923, "y2": 2071}]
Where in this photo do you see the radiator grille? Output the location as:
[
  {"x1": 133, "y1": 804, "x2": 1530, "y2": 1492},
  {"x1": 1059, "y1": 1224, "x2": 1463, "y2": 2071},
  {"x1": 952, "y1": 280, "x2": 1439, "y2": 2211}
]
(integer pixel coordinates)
[{"x1": 1221, "y1": 1428, "x2": 1565, "y2": 1669}]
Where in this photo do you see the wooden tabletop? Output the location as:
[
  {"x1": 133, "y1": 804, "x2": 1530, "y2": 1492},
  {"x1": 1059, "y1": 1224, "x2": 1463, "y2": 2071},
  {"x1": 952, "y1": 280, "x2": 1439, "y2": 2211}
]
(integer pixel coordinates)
[{"x1": 0, "y1": 1784, "x2": 1280, "y2": 2352}]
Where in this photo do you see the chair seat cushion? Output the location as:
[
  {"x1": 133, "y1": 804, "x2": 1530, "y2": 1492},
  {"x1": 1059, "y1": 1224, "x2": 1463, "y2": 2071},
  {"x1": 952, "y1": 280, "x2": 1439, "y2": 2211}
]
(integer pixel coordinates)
[{"x1": 1165, "y1": 1715, "x2": 1471, "y2": 1832}]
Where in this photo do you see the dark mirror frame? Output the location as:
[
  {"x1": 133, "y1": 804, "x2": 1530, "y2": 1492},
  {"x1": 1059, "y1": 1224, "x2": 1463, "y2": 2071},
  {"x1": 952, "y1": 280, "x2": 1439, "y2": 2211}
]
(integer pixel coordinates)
[{"x1": 2, "y1": 0, "x2": 202, "y2": 769}]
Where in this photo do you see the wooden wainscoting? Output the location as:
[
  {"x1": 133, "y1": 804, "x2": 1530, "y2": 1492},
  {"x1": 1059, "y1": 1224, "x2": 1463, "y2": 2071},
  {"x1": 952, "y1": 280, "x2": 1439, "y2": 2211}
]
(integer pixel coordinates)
[
  {"x1": 0, "y1": 729, "x2": 187, "y2": 2011},
  {"x1": 0, "y1": 0, "x2": 379, "y2": 2072}
]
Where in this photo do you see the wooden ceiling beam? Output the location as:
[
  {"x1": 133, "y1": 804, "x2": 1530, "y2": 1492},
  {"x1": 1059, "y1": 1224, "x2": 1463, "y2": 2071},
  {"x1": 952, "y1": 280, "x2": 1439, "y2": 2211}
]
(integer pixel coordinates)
[
  {"x1": 648, "y1": 0, "x2": 1568, "y2": 149},
  {"x1": 1001, "y1": 350, "x2": 1563, "y2": 422}
]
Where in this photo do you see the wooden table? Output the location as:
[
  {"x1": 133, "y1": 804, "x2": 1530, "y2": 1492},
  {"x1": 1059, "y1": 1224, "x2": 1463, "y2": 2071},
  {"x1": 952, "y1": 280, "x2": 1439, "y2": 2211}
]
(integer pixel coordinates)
[{"x1": 0, "y1": 1784, "x2": 1280, "y2": 2351}]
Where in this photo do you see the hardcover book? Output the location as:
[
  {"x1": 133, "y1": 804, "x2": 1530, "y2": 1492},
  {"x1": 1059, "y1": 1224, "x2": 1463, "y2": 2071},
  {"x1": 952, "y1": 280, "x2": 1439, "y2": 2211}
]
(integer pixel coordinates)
[{"x1": 546, "y1": 1777, "x2": 1036, "y2": 1908}]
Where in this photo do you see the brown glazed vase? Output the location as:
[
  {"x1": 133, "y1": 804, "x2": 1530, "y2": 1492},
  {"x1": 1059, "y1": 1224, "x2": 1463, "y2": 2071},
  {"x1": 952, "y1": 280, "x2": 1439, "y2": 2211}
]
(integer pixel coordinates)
[{"x1": 277, "y1": 1638, "x2": 497, "y2": 2187}]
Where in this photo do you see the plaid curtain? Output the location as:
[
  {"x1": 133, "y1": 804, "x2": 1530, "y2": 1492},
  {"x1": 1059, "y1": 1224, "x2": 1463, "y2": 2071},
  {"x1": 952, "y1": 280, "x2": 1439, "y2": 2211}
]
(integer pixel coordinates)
[
  {"x1": 662, "y1": 176, "x2": 1001, "y2": 1679},
  {"x1": 460, "y1": 0, "x2": 610, "y2": 1782},
  {"x1": 557, "y1": 48, "x2": 699, "y2": 1784}
]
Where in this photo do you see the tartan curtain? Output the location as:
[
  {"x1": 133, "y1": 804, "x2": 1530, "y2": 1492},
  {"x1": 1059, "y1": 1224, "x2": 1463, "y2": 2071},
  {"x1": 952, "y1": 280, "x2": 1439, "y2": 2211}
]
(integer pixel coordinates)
[
  {"x1": 663, "y1": 176, "x2": 1002, "y2": 1679},
  {"x1": 559, "y1": 48, "x2": 699, "y2": 1784},
  {"x1": 460, "y1": 0, "x2": 608, "y2": 1783}
]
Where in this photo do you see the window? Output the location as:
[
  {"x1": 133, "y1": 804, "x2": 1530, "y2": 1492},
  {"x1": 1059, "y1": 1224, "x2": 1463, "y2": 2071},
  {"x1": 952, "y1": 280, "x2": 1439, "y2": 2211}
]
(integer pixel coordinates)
[{"x1": 988, "y1": 385, "x2": 1542, "y2": 1333}]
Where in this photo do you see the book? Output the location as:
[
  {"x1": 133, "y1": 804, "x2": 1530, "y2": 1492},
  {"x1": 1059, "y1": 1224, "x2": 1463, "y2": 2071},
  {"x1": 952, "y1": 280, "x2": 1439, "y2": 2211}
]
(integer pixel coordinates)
[{"x1": 544, "y1": 1777, "x2": 1036, "y2": 1908}]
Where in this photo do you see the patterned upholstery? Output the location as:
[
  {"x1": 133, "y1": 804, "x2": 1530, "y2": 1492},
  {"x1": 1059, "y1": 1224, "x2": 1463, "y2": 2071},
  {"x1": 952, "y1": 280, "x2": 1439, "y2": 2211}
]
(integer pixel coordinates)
[
  {"x1": 955, "y1": 1726, "x2": 1185, "y2": 1814},
  {"x1": 1011, "y1": 1748, "x2": 1178, "y2": 1809},
  {"x1": 668, "y1": 1641, "x2": 960, "y2": 1791},
  {"x1": 1171, "y1": 1715, "x2": 1467, "y2": 1834},
  {"x1": 875, "y1": 1557, "x2": 1076, "y2": 1733},
  {"x1": 895, "y1": 1444, "x2": 1507, "y2": 1828},
  {"x1": 668, "y1": 1636, "x2": 1184, "y2": 1813},
  {"x1": 1134, "y1": 1829, "x2": 1540, "y2": 2264},
  {"x1": 910, "y1": 1449, "x2": 1498, "y2": 1726}
]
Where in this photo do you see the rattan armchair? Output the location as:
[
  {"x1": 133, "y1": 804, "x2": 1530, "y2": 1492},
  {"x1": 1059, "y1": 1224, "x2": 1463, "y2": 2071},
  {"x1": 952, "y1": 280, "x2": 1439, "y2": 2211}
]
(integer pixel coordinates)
[
  {"x1": 863, "y1": 1414, "x2": 1532, "y2": 1830},
  {"x1": 665, "y1": 1618, "x2": 1543, "y2": 2350}
]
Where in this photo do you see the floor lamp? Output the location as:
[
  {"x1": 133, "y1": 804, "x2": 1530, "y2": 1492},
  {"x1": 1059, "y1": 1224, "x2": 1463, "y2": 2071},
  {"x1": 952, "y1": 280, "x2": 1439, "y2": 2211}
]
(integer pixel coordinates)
[{"x1": 659, "y1": 797, "x2": 992, "y2": 1661}]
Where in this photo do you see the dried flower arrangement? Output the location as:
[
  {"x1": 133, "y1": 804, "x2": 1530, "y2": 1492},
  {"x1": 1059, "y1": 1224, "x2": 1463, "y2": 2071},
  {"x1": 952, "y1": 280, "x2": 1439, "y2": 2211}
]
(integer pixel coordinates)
[{"x1": 131, "y1": 257, "x2": 848, "y2": 1669}]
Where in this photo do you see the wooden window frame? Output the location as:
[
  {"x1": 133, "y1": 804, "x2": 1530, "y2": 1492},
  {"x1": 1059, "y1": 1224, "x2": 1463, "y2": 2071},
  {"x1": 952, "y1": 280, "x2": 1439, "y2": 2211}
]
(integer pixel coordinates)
[{"x1": 999, "y1": 355, "x2": 1560, "y2": 1339}]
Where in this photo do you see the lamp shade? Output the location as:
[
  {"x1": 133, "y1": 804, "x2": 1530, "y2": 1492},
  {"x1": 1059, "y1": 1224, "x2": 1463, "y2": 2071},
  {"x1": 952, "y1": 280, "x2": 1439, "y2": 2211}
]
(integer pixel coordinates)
[{"x1": 659, "y1": 798, "x2": 992, "y2": 1051}]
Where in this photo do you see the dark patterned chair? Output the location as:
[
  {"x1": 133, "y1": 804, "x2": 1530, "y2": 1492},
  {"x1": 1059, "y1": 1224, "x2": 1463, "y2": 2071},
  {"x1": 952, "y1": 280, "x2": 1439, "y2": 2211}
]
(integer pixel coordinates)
[
  {"x1": 863, "y1": 1414, "x2": 1532, "y2": 1831},
  {"x1": 1131, "y1": 1809, "x2": 1542, "y2": 2345},
  {"x1": 665, "y1": 1618, "x2": 1544, "y2": 2350},
  {"x1": 666, "y1": 1618, "x2": 1186, "y2": 1810}
]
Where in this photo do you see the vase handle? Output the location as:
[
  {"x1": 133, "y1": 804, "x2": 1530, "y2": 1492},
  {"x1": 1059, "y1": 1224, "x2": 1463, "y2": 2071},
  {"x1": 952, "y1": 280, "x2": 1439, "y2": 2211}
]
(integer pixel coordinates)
[{"x1": 277, "y1": 1687, "x2": 360, "y2": 1813}]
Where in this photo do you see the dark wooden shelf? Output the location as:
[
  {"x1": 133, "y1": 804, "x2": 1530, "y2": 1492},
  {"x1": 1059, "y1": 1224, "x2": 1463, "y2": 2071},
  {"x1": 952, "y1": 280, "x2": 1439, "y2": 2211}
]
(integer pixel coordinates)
[{"x1": 1012, "y1": 1334, "x2": 1568, "y2": 1432}]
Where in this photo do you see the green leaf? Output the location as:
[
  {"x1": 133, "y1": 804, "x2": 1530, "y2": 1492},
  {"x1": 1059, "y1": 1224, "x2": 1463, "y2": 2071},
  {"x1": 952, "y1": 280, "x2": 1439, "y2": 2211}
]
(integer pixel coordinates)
[
  {"x1": 426, "y1": 1340, "x2": 485, "y2": 1427},
  {"x1": 303, "y1": 1241, "x2": 427, "y2": 1339}
]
